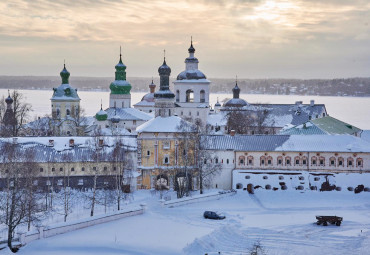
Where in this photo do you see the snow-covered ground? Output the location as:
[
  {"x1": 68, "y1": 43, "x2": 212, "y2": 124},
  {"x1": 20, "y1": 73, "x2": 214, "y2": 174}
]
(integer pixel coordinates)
[{"x1": 8, "y1": 189, "x2": 370, "y2": 255}]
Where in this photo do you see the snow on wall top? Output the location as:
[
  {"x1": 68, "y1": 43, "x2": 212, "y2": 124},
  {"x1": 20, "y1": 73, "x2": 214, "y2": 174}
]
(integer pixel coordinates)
[{"x1": 201, "y1": 134, "x2": 370, "y2": 153}]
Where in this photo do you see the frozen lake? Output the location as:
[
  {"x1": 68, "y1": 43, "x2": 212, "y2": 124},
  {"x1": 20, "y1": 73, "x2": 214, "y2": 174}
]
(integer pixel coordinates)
[{"x1": 1, "y1": 89, "x2": 369, "y2": 129}]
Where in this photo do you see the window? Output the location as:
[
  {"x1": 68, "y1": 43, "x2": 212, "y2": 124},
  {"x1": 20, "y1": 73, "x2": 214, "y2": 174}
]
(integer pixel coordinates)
[
  {"x1": 347, "y1": 157, "x2": 354, "y2": 167},
  {"x1": 164, "y1": 155, "x2": 169, "y2": 164},
  {"x1": 215, "y1": 158, "x2": 219, "y2": 164},
  {"x1": 78, "y1": 179, "x2": 84, "y2": 186},
  {"x1": 239, "y1": 156, "x2": 245, "y2": 165},
  {"x1": 40, "y1": 168, "x2": 43, "y2": 172},
  {"x1": 329, "y1": 157, "x2": 336, "y2": 167},
  {"x1": 5, "y1": 169, "x2": 9, "y2": 173},
  {"x1": 104, "y1": 167, "x2": 107, "y2": 171},
  {"x1": 162, "y1": 141, "x2": 170, "y2": 149},
  {"x1": 52, "y1": 168, "x2": 55, "y2": 172},
  {"x1": 319, "y1": 157, "x2": 325, "y2": 166},
  {"x1": 295, "y1": 156, "x2": 300, "y2": 166},
  {"x1": 66, "y1": 109, "x2": 70, "y2": 115},
  {"x1": 60, "y1": 167, "x2": 63, "y2": 172},
  {"x1": 338, "y1": 157, "x2": 344, "y2": 166},
  {"x1": 200, "y1": 90, "x2": 205, "y2": 103},
  {"x1": 57, "y1": 179, "x2": 63, "y2": 186},
  {"x1": 277, "y1": 156, "x2": 283, "y2": 165},
  {"x1": 181, "y1": 111, "x2": 183, "y2": 116},
  {"x1": 133, "y1": 120, "x2": 136, "y2": 125},
  {"x1": 311, "y1": 156, "x2": 317, "y2": 166},
  {"x1": 227, "y1": 159, "x2": 229, "y2": 164},
  {"x1": 71, "y1": 167, "x2": 74, "y2": 172},
  {"x1": 81, "y1": 167, "x2": 85, "y2": 171},
  {"x1": 197, "y1": 111, "x2": 199, "y2": 116},
  {"x1": 357, "y1": 158, "x2": 363, "y2": 167},
  {"x1": 267, "y1": 156, "x2": 273, "y2": 166},
  {"x1": 247, "y1": 156, "x2": 254, "y2": 166},
  {"x1": 285, "y1": 157, "x2": 291, "y2": 166},
  {"x1": 122, "y1": 102, "x2": 124, "y2": 108},
  {"x1": 260, "y1": 156, "x2": 266, "y2": 166},
  {"x1": 302, "y1": 157, "x2": 307, "y2": 165},
  {"x1": 204, "y1": 159, "x2": 207, "y2": 164},
  {"x1": 33, "y1": 180, "x2": 38, "y2": 186},
  {"x1": 189, "y1": 111, "x2": 191, "y2": 116},
  {"x1": 46, "y1": 180, "x2": 51, "y2": 186},
  {"x1": 147, "y1": 150, "x2": 151, "y2": 156},
  {"x1": 93, "y1": 167, "x2": 97, "y2": 171},
  {"x1": 176, "y1": 90, "x2": 180, "y2": 102},
  {"x1": 113, "y1": 167, "x2": 117, "y2": 171},
  {"x1": 186, "y1": 89, "x2": 194, "y2": 102}
]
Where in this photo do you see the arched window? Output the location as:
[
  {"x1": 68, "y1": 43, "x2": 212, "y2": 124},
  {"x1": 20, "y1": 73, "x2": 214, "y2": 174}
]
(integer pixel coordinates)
[
  {"x1": 338, "y1": 157, "x2": 344, "y2": 166},
  {"x1": 319, "y1": 156, "x2": 325, "y2": 166},
  {"x1": 260, "y1": 156, "x2": 266, "y2": 166},
  {"x1": 311, "y1": 156, "x2": 317, "y2": 166},
  {"x1": 294, "y1": 156, "x2": 301, "y2": 166},
  {"x1": 56, "y1": 108, "x2": 60, "y2": 117},
  {"x1": 186, "y1": 89, "x2": 194, "y2": 102},
  {"x1": 200, "y1": 90, "x2": 205, "y2": 103},
  {"x1": 347, "y1": 157, "x2": 354, "y2": 167},
  {"x1": 302, "y1": 156, "x2": 308, "y2": 166},
  {"x1": 357, "y1": 158, "x2": 363, "y2": 167},
  {"x1": 267, "y1": 156, "x2": 273, "y2": 166},
  {"x1": 285, "y1": 156, "x2": 291, "y2": 166},
  {"x1": 329, "y1": 157, "x2": 336, "y2": 167},
  {"x1": 277, "y1": 156, "x2": 283, "y2": 165},
  {"x1": 247, "y1": 156, "x2": 254, "y2": 166},
  {"x1": 239, "y1": 156, "x2": 245, "y2": 166},
  {"x1": 164, "y1": 155, "x2": 169, "y2": 164},
  {"x1": 215, "y1": 158, "x2": 219, "y2": 164},
  {"x1": 176, "y1": 90, "x2": 180, "y2": 102}
]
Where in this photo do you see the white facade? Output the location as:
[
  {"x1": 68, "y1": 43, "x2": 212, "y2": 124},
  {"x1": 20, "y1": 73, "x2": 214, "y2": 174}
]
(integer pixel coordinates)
[{"x1": 109, "y1": 93, "x2": 131, "y2": 108}]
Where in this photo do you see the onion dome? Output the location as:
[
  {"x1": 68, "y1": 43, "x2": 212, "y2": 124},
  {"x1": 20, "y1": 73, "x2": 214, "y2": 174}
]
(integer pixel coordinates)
[
  {"x1": 188, "y1": 38, "x2": 195, "y2": 53},
  {"x1": 110, "y1": 47, "x2": 132, "y2": 95},
  {"x1": 60, "y1": 64, "x2": 70, "y2": 84},
  {"x1": 158, "y1": 58, "x2": 171, "y2": 76},
  {"x1": 95, "y1": 103, "x2": 108, "y2": 121},
  {"x1": 51, "y1": 64, "x2": 80, "y2": 101},
  {"x1": 223, "y1": 81, "x2": 248, "y2": 107},
  {"x1": 155, "y1": 57, "x2": 175, "y2": 99},
  {"x1": 5, "y1": 93, "x2": 13, "y2": 105}
]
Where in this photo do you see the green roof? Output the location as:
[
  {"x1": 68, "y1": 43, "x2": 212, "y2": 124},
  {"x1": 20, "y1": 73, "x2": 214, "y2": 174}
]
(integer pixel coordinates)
[
  {"x1": 281, "y1": 116, "x2": 362, "y2": 136},
  {"x1": 312, "y1": 116, "x2": 361, "y2": 135}
]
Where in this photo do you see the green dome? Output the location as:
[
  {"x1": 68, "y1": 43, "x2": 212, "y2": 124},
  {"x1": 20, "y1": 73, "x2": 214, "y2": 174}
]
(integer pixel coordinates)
[
  {"x1": 96, "y1": 109, "x2": 108, "y2": 121},
  {"x1": 110, "y1": 53, "x2": 131, "y2": 95}
]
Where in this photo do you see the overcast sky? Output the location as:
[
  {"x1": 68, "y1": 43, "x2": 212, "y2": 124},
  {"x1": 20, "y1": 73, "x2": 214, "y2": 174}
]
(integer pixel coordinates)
[{"x1": 0, "y1": 0, "x2": 369, "y2": 79}]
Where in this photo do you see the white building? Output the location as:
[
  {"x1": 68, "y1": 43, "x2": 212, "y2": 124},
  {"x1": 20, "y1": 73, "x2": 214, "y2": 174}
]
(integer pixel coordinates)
[{"x1": 173, "y1": 40, "x2": 211, "y2": 127}]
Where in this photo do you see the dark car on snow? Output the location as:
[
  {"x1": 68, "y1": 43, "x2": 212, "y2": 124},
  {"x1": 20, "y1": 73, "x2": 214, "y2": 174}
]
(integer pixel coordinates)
[{"x1": 203, "y1": 211, "x2": 225, "y2": 220}]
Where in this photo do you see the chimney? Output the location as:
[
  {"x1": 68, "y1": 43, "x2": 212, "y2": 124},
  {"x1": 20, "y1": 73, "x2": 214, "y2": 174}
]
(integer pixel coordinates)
[
  {"x1": 230, "y1": 130, "x2": 236, "y2": 136},
  {"x1": 310, "y1": 100, "x2": 315, "y2": 106},
  {"x1": 69, "y1": 139, "x2": 74, "y2": 147},
  {"x1": 295, "y1": 101, "x2": 303, "y2": 105},
  {"x1": 99, "y1": 139, "x2": 104, "y2": 147},
  {"x1": 48, "y1": 139, "x2": 54, "y2": 147}
]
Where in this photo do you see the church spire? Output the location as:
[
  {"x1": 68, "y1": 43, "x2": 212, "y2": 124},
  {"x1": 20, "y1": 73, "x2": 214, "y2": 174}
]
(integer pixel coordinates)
[{"x1": 232, "y1": 75, "x2": 240, "y2": 99}]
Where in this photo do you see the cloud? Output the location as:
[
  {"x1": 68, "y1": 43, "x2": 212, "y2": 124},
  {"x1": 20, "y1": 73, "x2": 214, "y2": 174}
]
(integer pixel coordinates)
[{"x1": 0, "y1": 0, "x2": 369, "y2": 78}]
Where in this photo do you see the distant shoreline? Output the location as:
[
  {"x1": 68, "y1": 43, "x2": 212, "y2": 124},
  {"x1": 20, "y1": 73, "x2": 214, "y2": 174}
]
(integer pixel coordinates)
[{"x1": 0, "y1": 76, "x2": 369, "y2": 97}]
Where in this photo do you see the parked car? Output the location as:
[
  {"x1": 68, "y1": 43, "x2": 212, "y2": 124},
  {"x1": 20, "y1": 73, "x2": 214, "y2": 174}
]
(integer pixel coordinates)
[{"x1": 203, "y1": 211, "x2": 225, "y2": 220}]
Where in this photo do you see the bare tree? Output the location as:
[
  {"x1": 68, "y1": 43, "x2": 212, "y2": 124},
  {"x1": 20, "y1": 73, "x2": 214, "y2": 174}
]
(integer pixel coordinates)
[
  {"x1": 174, "y1": 119, "x2": 197, "y2": 198},
  {"x1": 0, "y1": 90, "x2": 32, "y2": 137},
  {"x1": 0, "y1": 142, "x2": 41, "y2": 251},
  {"x1": 226, "y1": 106, "x2": 269, "y2": 135}
]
